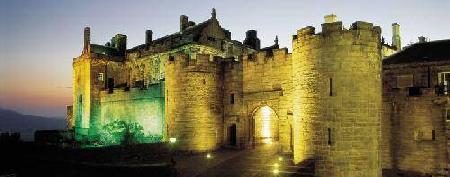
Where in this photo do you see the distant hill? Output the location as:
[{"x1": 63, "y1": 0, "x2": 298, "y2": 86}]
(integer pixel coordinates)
[{"x1": 0, "y1": 108, "x2": 66, "y2": 141}]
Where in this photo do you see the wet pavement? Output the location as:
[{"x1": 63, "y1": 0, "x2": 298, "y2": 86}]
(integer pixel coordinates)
[{"x1": 175, "y1": 143, "x2": 301, "y2": 177}]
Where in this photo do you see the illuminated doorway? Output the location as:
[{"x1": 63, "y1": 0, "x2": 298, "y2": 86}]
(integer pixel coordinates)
[{"x1": 252, "y1": 106, "x2": 278, "y2": 144}]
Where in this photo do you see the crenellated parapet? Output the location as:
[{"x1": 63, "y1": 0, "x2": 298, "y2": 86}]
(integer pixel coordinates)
[{"x1": 244, "y1": 48, "x2": 291, "y2": 66}]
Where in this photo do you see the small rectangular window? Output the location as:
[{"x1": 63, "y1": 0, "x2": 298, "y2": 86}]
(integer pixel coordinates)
[
  {"x1": 432, "y1": 130, "x2": 436, "y2": 140},
  {"x1": 230, "y1": 94, "x2": 235, "y2": 104},
  {"x1": 446, "y1": 109, "x2": 450, "y2": 121},
  {"x1": 408, "y1": 87, "x2": 422, "y2": 96},
  {"x1": 327, "y1": 128, "x2": 332, "y2": 145},
  {"x1": 329, "y1": 78, "x2": 333, "y2": 96},
  {"x1": 437, "y1": 72, "x2": 450, "y2": 95}
]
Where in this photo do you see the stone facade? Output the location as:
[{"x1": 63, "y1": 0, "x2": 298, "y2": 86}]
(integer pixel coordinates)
[
  {"x1": 68, "y1": 9, "x2": 448, "y2": 176},
  {"x1": 382, "y1": 48, "x2": 450, "y2": 176}
]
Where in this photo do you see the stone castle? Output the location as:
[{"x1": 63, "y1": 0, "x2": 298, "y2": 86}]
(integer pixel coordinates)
[{"x1": 67, "y1": 9, "x2": 449, "y2": 176}]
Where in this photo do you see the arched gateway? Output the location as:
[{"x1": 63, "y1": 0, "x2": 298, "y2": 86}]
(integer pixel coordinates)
[{"x1": 251, "y1": 106, "x2": 279, "y2": 144}]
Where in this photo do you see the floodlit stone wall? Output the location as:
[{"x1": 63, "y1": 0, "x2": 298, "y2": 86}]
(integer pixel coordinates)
[
  {"x1": 382, "y1": 61, "x2": 449, "y2": 176},
  {"x1": 242, "y1": 48, "x2": 293, "y2": 152},
  {"x1": 222, "y1": 60, "x2": 244, "y2": 147},
  {"x1": 292, "y1": 21, "x2": 382, "y2": 177},
  {"x1": 165, "y1": 48, "x2": 224, "y2": 151},
  {"x1": 73, "y1": 55, "x2": 93, "y2": 140}
]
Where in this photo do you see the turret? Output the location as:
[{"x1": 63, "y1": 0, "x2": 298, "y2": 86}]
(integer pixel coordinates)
[
  {"x1": 292, "y1": 18, "x2": 382, "y2": 177},
  {"x1": 392, "y1": 23, "x2": 401, "y2": 51}
]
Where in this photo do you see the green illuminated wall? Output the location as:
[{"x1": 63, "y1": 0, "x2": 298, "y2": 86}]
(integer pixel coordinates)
[{"x1": 97, "y1": 82, "x2": 165, "y2": 145}]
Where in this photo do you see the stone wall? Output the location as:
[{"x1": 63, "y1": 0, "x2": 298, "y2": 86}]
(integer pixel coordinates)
[
  {"x1": 99, "y1": 83, "x2": 165, "y2": 138},
  {"x1": 241, "y1": 48, "x2": 293, "y2": 152},
  {"x1": 292, "y1": 21, "x2": 382, "y2": 177},
  {"x1": 73, "y1": 55, "x2": 93, "y2": 140},
  {"x1": 165, "y1": 48, "x2": 224, "y2": 151},
  {"x1": 222, "y1": 60, "x2": 244, "y2": 147},
  {"x1": 382, "y1": 61, "x2": 449, "y2": 176}
]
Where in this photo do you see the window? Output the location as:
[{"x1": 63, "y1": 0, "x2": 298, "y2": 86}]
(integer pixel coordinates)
[
  {"x1": 107, "y1": 78, "x2": 114, "y2": 94},
  {"x1": 408, "y1": 87, "x2": 422, "y2": 96},
  {"x1": 414, "y1": 129, "x2": 436, "y2": 141},
  {"x1": 169, "y1": 55, "x2": 175, "y2": 61},
  {"x1": 432, "y1": 130, "x2": 436, "y2": 140},
  {"x1": 97, "y1": 73, "x2": 104, "y2": 82},
  {"x1": 396, "y1": 75, "x2": 413, "y2": 88},
  {"x1": 437, "y1": 72, "x2": 450, "y2": 95},
  {"x1": 327, "y1": 128, "x2": 332, "y2": 145},
  {"x1": 230, "y1": 94, "x2": 235, "y2": 104},
  {"x1": 329, "y1": 78, "x2": 333, "y2": 96},
  {"x1": 446, "y1": 109, "x2": 450, "y2": 121}
]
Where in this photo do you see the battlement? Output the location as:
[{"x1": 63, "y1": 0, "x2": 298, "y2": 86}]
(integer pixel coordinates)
[
  {"x1": 321, "y1": 21, "x2": 343, "y2": 34},
  {"x1": 295, "y1": 21, "x2": 381, "y2": 40},
  {"x1": 99, "y1": 83, "x2": 164, "y2": 103},
  {"x1": 244, "y1": 48, "x2": 291, "y2": 66}
]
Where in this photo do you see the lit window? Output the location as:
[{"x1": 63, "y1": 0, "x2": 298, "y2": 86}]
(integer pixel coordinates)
[
  {"x1": 437, "y1": 72, "x2": 450, "y2": 95},
  {"x1": 97, "y1": 73, "x2": 104, "y2": 82}
]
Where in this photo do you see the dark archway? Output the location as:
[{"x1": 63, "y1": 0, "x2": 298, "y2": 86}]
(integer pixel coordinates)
[{"x1": 228, "y1": 124, "x2": 237, "y2": 146}]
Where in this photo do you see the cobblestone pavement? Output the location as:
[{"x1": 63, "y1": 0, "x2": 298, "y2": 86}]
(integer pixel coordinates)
[{"x1": 175, "y1": 143, "x2": 300, "y2": 177}]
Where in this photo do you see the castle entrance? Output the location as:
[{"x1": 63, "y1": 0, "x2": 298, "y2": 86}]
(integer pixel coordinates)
[{"x1": 251, "y1": 106, "x2": 279, "y2": 144}]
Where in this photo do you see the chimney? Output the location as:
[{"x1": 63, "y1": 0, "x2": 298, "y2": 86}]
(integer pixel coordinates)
[
  {"x1": 180, "y1": 15, "x2": 189, "y2": 32},
  {"x1": 418, "y1": 36, "x2": 427, "y2": 43},
  {"x1": 324, "y1": 14, "x2": 337, "y2": 23},
  {"x1": 83, "y1": 27, "x2": 90, "y2": 53},
  {"x1": 243, "y1": 30, "x2": 261, "y2": 50},
  {"x1": 114, "y1": 34, "x2": 127, "y2": 55},
  {"x1": 392, "y1": 23, "x2": 401, "y2": 51},
  {"x1": 145, "y1": 30, "x2": 153, "y2": 45}
]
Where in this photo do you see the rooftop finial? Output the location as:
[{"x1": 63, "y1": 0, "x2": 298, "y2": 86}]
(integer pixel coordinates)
[
  {"x1": 211, "y1": 8, "x2": 216, "y2": 19},
  {"x1": 275, "y1": 35, "x2": 279, "y2": 45}
]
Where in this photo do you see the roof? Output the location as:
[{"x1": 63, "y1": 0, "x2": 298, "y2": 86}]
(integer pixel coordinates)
[
  {"x1": 129, "y1": 19, "x2": 219, "y2": 52},
  {"x1": 90, "y1": 44, "x2": 121, "y2": 56},
  {"x1": 383, "y1": 39, "x2": 450, "y2": 65}
]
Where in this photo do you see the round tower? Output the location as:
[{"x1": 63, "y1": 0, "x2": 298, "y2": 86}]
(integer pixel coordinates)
[
  {"x1": 165, "y1": 51, "x2": 223, "y2": 152},
  {"x1": 292, "y1": 21, "x2": 382, "y2": 177}
]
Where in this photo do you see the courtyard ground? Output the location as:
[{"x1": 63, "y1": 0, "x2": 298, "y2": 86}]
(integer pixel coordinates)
[{"x1": 174, "y1": 143, "x2": 306, "y2": 177}]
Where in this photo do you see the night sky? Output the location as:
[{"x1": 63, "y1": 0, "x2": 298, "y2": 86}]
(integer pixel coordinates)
[{"x1": 1, "y1": 0, "x2": 449, "y2": 117}]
